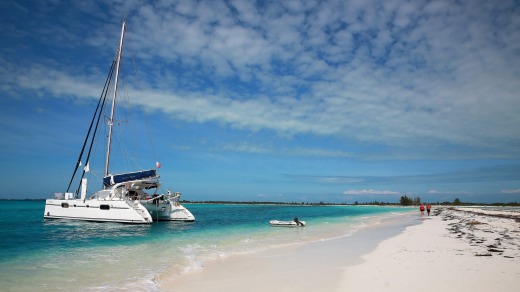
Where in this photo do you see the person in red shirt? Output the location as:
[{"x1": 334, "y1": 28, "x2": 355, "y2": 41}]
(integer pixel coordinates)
[{"x1": 419, "y1": 203, "x2": 425, "y2": 216}]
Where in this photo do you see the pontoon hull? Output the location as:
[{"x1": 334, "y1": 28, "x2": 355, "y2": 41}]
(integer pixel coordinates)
[
  {"x1": 44, "y1": 199, "x2": 152, "y2": 224},
  {"x1": 143, "y1": 202, "x2": 195, "y2": 221}
]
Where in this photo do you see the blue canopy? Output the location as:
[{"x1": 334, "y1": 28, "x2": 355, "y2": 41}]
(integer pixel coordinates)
[{"x1": 103, "y1": 169, "x2": 157, "y2": 187}]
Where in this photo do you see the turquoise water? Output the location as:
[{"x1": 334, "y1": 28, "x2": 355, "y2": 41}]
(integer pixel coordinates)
[{"x1": 0, "y1": 201, "x2": 414, "y2": 291}]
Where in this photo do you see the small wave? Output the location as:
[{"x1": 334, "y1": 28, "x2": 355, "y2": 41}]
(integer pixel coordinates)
[{"x1": 82, "y1": 274, "x2": 159, "y2": 292}]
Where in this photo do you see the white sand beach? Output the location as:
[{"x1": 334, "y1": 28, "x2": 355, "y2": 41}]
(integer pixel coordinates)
[
  {"x1": 341, "y1": 207, "x2": 520, "y2": 292},
  {"x1": 159, "y1": 207, "x2": 520, "y2": 292}
]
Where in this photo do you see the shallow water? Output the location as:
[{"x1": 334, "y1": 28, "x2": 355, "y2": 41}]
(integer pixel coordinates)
[{"x1": 0, "y1": 201, "x2": 414, "y2": 291}]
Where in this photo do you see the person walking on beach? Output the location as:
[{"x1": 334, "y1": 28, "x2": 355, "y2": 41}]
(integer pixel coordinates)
[
  {"x1": 426, "y1": 203, "x2": 431, "y2": 216},
  {"x1": 419, "y1": 203, "x2": 425, "y2": 216}
]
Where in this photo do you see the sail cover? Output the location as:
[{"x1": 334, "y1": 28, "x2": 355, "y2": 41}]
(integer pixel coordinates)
[{"x1": 103, "y1": 169, "x2": 157, "y2": 186}]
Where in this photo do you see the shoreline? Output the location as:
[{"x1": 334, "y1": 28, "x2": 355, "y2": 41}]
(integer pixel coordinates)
[
  {"x1": 158, "y1": 207, "x2": 519, "y2": 292},
  {"x1": 158, "y1": 211, "x2": 419, "y2": 291}
]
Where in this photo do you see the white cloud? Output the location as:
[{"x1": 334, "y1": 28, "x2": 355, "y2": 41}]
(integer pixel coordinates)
[
  {"x1": 319, "y1": 177, "x2": 364, "y2": 184},
  {"x1": 427, "y1": 190, "x2": 472, "y2": 195},
  {"x1": 343, "y1": 189, "x2": 400, "y2": 195},
  {"x1": 256, "y1": 193, "x2": 284, "y2": 198},
  {"x1": 2, "y1": 0, "x2": 520, "y2": 159},
  {"x1": 218, "y1": 142, "x2": 353, "y2": 158},
  {"x1": 501, "y1": 189, "x2": 520, "y2": 194}
]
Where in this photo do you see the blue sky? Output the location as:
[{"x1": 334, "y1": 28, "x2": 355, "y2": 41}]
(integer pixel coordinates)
[{"x1": 1, "y1": 0, "x2": 519, "y2": 203}]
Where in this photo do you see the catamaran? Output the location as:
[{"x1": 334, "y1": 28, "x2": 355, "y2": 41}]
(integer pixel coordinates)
[{"x1": 43, "y1": 20, "x2": 195, "y2": 223}]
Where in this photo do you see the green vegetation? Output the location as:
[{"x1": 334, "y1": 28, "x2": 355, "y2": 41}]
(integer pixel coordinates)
[
  {"x1": 183, "y1": 198, "x2": 519, "y2": 206},
  {"x1": 183, "y1": 200, "x2": 337, "y2": 205},
  {"x1": 399, "y1": 195, "x2": 421, "y2": 206}
]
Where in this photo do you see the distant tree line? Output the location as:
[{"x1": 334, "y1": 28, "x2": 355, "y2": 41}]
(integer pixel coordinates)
[
  {"x1": 399, "y1": 196, "x2": 421, "y2": 206},
  {"x1": 2, "y1": 198, "x2": 518, "y2": 207},
  {"x1": 397, "y1": 197, "x2": 519, "y2": 207},
  {"x1": 182, "y1": 198, "x2": 519, "y2": 207},
  {"x1": 182, "y1": 200, "x2": 331, "y2": 205}
]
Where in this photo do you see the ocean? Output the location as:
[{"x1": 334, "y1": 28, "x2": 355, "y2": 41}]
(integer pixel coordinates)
[{"x1": 0, "y1": 200, "x2": 414, "y2": 291}]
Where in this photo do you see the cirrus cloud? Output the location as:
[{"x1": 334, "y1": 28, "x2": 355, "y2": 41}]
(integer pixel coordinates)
[{"x1": 343, "y1": 189, "x2": 400, "y2": 195}]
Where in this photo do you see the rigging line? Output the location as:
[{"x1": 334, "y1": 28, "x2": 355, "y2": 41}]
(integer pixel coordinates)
[
  {"x1": 109, "y1": 56, "x2": 141, "y2": 174},
  {"x1": 81, "y1": 136, "x2": 101, "y2": 196},
  {"x1": 85, "y1": 110, "x2": 105, "y2": 191},
  {"x1": 120, "y1": 91, "x2": 139, "y2": 172},
  {"x1": 144, "y1": 103, "x2": 158, "y2": 167},
  {"x1": 124, "y1": 30, "x2": 143, "y2": 169},
  {"x1": 76, "y1": 60, "x2": 115, "y2": 192},
  {"x1": 114, "y1": 49, "x2": 143, "y2": 173},
  {"x1": 74, "y1": 60, "x2": 116, "y2": 196},
  {"x1": 128, "y1": 41, "x2": 158, "y2": 165},
  {"x1": 67, "y1": 60, "x2": 117, "y2": 193},
  {"x1": 120, "y1": 73, "x2": 142, "y2": 172}
]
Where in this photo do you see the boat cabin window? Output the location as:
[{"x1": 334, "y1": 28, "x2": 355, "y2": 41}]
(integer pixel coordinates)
[
  {"x1": 94, "y1": 190, "x2": 111, "y2": 200},
  {"x1": 100, "y1": 205, "x2": 110, "y2": 210},
  {"x1": 113, "y1": 188, "x2": 124, "y2": 199},
  {"x1": 61, "y1": 203, "x2": 69, "y2": 208}
]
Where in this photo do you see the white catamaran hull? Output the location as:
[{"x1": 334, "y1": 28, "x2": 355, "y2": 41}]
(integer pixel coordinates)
[
  {"x1": 44, "y1": 198, "x2": 153, "y2": 224},
  {"x1": 143, "y1": 202, "x2": 195, "y2": 221}
]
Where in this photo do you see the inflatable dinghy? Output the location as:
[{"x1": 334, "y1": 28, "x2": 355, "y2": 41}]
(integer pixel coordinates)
[{"x1": 269, "y1": 220, "x2": 306, "y2": 227}]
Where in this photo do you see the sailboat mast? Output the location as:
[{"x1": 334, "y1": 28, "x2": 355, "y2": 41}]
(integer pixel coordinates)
[{"x1": 104, "y1": 20, "x2": 126, "y2": 180}]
